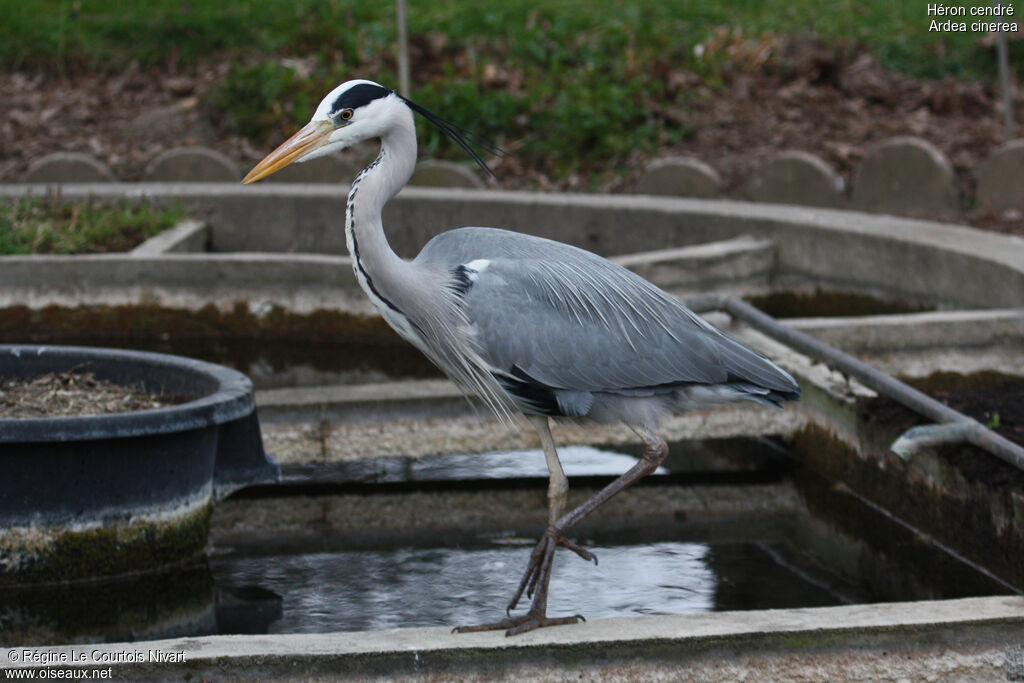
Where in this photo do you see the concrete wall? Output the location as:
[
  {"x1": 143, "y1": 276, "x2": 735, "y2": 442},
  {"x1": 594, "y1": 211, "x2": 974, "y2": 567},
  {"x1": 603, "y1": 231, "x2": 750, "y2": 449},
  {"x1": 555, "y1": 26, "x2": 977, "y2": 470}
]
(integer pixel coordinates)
[
  {"x1": 2, "y1": 184, "x2": 1023, "y2": 310},
  {"x1": 16, "y1": 136, "x2": 1024, "y2": 219}
]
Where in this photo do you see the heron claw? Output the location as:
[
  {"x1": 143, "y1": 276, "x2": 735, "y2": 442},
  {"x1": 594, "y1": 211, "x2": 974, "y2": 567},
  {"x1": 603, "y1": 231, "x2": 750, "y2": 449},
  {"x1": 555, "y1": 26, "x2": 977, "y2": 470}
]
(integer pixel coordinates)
[
  {"x1": 558, "y1": 536, "x2": 597, "y2": 565},
  {"x1": 503, "y1": 526, "x2": 596, "y2": 614},
  {"x1": 453, "y1": 609, "x2": 584, "y2": 636}
]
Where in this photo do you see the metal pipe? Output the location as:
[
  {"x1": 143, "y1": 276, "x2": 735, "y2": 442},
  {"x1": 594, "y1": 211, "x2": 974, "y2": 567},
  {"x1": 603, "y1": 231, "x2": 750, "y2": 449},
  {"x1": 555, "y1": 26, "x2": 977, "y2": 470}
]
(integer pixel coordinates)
[
  {"x1": 891, "y1": 422, "x2": 984, "y2": 460},
  {"x1": 716, "y1": 296, "x2": 1024, "y2": 471}
]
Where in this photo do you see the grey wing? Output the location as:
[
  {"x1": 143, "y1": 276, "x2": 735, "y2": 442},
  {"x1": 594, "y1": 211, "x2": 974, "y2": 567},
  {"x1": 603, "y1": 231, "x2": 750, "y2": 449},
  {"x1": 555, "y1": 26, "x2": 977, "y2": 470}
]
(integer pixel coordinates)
[{"x1": 457, "y1": 253, "x2": 798, "y2": 417}]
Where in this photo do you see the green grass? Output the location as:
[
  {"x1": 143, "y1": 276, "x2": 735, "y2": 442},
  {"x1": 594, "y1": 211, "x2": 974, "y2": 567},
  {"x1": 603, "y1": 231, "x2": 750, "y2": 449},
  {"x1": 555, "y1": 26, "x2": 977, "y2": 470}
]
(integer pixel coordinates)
[
  {"x1": 2, "y1": 1, "x2": 1011, "y2": 79},
  {"x1": 1, "y1": 1, "x2": 1020, "y2": 176},
  {"x1": 0, "y1": 197, "x2": 184, "y2": 255}
]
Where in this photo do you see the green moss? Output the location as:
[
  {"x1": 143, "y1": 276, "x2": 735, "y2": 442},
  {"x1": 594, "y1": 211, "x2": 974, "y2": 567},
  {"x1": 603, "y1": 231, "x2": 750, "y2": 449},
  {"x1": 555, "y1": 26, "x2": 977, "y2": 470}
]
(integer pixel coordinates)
[{"x1": 1, "y1": 501, "x2": 212, "y2": 586}]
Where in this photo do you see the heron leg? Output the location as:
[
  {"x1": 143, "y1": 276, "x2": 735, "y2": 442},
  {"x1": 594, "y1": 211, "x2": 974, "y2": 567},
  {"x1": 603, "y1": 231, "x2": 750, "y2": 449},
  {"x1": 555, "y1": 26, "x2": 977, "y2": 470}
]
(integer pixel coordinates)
[
  {"x1": 507, "y1": 424, "x2": 668, "y2": 623},
  {"x1": 552, "y1": 424, "x2": 668, "y2": 532},
  {"x1": 505, "y1": 417, "x2": 595, "y2": 610},
  {"x1": 453, "y1": 416, "x2": 591, "y2": 636},
  {"x1": 535, "y1": 415, "x2": 569, "y2": 525},
  {"x1": 454, "y1": 422, "x2": 668, "y2": 636}
]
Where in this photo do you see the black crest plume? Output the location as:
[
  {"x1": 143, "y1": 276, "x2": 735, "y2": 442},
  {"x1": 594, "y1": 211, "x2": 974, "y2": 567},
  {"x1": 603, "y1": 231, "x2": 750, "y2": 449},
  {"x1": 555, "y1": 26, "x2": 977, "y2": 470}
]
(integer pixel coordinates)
[{"x1": 399, "y1": 94, "x2": 504, "y2": 179}]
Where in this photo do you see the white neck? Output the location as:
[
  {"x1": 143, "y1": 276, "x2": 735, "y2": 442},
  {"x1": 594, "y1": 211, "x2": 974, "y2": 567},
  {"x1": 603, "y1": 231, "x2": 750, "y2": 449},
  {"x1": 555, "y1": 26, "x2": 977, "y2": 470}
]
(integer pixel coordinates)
[
  {"x1": 344, "y1": 109, "x2": 418, "y2": 315},
  {"x1": 339, "y1": 100, "x2": 515, "y2": 423}
]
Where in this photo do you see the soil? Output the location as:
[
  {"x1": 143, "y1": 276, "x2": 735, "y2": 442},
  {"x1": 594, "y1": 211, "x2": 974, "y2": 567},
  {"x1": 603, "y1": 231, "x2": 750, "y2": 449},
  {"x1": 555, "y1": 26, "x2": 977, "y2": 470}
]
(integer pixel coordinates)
[
  {"x1": 0, "y1": 370, "x2": 191, "y2": 418},
  {"x1": 858, "y1": 370, "x2": 1024, "y2": 486},
  {"x1": 743, "y1": 288, "x2": 932, "y2": 318},
  {"x1": 1, "y1": 39, "x2": 1022, "y2": 236}
]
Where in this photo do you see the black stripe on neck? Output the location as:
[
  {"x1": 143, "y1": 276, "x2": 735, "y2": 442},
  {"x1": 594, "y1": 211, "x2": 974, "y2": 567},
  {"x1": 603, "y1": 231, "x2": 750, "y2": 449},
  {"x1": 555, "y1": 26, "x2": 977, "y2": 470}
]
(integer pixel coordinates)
[{"x1": 347, "y1": 150, "x2": 408, "y2": 321}]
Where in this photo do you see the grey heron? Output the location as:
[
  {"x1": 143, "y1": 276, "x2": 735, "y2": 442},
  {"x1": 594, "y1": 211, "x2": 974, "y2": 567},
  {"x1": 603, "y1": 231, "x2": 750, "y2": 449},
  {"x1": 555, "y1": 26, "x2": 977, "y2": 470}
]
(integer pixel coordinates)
[{"x1": 243, "y1": 79, "x2": 800, "y2": 635}]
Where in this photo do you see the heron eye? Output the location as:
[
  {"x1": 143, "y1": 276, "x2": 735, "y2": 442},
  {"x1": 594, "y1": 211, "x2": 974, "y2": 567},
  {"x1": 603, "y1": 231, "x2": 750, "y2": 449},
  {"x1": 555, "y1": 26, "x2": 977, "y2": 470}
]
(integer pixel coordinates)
[{"x1": 339, "y1": 109, "x2": 354, "y2": 121}]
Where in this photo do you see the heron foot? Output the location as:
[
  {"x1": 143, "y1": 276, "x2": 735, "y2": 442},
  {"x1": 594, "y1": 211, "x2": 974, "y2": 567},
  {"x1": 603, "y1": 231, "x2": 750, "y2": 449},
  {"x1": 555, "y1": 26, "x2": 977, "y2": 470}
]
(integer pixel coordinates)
[
  {"x1": 506, "y1": 525, "x2": 596, "y2": 615},
  {"x1": 453, "y1": 609, "x2": 584, "y2": 636},
  {"x1": 453, "y1": 526, "x2": 595, "y2": 636}
]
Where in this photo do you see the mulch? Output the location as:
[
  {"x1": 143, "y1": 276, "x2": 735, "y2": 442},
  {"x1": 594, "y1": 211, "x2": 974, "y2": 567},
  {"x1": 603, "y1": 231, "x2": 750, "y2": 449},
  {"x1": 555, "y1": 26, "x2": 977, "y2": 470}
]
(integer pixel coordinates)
[{"x1": 0, "y1": 370, "x2": 188, "y2": 418}]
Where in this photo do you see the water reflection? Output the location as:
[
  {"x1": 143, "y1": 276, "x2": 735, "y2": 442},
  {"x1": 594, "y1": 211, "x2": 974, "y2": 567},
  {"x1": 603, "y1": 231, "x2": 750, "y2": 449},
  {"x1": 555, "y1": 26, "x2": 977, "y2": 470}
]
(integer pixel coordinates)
[
  {"x1": 4, "y1": 522, "x2": 1006, "y2": 646},
  {"x1": 4, "y1": 456, "x2": 1010, "y2": 646},
  {"x1": 409, "y1": 445, "x2": 667, "y2": 481},
  {"x1": 208, "y1": 540, "x2": 849, "y2": 634},
  {"x1": 284, "y1": 445, "x2": 667, "y2": 487}
]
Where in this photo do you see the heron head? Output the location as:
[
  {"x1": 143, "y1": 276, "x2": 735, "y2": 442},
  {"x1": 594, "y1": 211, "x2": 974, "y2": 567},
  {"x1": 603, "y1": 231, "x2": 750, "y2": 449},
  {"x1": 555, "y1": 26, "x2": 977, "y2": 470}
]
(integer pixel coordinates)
[
  {"x1": 242, "y1": 79, "x2": 399, "y2": 184},
  {"x1": 243, "y1": 78, "x2": 502, "y2": 184}
]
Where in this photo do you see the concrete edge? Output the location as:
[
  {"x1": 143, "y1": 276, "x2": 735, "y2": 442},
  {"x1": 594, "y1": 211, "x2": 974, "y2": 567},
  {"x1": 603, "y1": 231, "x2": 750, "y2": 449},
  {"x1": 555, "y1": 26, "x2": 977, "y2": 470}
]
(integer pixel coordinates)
[
  {"x1": 0, "y1": 252, "x2": 356, "y2": 292},
  {"x1": 0, "y1": 238, "x2": 772, "y2": 301},
  {"x1": 787, "y1": 308, "x2": 1024, "y2": 351},
  {"x1": 257, "y1": 378, "x2": 461, "y2": 408},
  {"x1": 253, "y1": 308, "x2": 1022, "y2": 420},
  {"x1": 5, "y1": 596, "x2": 1021, "y2": 676},
  {"x1": 130, "y1": 219, "x2": 209, "y2": 256},
  {"x1": 3, "y1": 183, "x2": 1022, "y2": 310},
  {"x1": 2, "y1": 183, "x2": 1022, "y2": 269},
  {"x1": 611, "y1": 234, "x2": 774, "y2": 265},
  {"x1": 256, "y1": 378, "x2": 469, "y2": 422}
]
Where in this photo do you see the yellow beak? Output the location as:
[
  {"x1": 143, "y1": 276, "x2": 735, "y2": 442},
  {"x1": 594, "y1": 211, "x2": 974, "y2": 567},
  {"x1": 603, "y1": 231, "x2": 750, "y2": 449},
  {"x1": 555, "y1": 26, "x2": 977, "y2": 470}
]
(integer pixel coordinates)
[{"x1": 242, "y1": 121, "x2": 334, "y2": 184}]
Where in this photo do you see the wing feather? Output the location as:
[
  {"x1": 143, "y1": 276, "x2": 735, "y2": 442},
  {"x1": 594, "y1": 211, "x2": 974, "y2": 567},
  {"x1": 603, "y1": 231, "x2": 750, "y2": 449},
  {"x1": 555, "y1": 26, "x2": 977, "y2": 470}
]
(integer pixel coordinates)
[
  {"x1": 461, "y1": 257, "x2": 776, "y2": 394},
  {"x1": 414, "y1": 226, "x2": 798, "y2": 415}
]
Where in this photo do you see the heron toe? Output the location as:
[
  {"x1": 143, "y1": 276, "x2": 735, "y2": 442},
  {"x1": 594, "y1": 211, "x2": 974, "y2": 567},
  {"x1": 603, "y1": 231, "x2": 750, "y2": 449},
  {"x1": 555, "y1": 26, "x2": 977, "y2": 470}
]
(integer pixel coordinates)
[
  {"x1": 453, "y1": 609, "x2": 584, "y2": 636},
  {"x1": 506, "y1": 526, "x2": 597, "y2": 614}
]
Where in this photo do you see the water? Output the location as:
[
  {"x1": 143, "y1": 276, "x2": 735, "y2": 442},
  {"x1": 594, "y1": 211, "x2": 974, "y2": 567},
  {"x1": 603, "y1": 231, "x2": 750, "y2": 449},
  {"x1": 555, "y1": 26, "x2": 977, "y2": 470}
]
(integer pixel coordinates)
[
  {"x1": 1, "y1": 441, "x2": 1010, "y2": 646},
  {"x1": 208, "y1": 539, "x2": 846, "y2": 634},
  {"x1": 3, "y1": 505, "x2": 1007, "y2": 646},
  {"x1": 283, "y1": 445, "x2": 669, "y2": 487},
  {"x1": 407, "y1": 445, "x2": 668, "y2": 480}
]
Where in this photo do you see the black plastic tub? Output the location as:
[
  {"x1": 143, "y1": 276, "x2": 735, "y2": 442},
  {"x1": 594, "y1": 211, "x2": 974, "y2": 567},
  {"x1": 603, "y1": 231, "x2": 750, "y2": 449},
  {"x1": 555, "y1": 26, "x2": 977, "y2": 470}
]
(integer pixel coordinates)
[{"x1": 0, "y1": 345, "x2": 279, "y2": 585}]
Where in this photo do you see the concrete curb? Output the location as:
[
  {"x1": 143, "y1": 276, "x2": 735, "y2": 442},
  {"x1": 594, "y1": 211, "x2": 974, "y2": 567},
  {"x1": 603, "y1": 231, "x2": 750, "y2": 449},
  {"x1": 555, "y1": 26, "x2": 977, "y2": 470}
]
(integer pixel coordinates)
[
  {"x1": 14, "y1": 135, "x2": 1018, "y2": 221},
  {"x1": 253, "y1": 299, "x2": 1024, "y2": 422},
  {"x1": 631, "y1": 156, "x2": 723, "y2": 197},
  {"x1": 5, "y1": 597, "x2": 1021, "y2": 680},
  {"x1": 852, "y1": 137, "x2": 959, "y2": 217},
  {"x1": 3, "y1": 184, "x2": 1024, "y2": 309},
  {"x1": 256, "y1": 378, "x2": 467, "y2": 422},
  {"x1": 746, "y1": 151, "x2": 845, "y2": 208},
  {"x1": 143, "y1": 147, "x2": 240, "y2": 182},
  {"x1": 977, "y1": 139, "x2": 1024, "y2": 212},
  {"x1": 20, "y1": 152, "x2": 116, "y2": 184},
  {"x1": 787, "y1": 308, "x2": 1024, "y2": 352},
  {"x1": 130, "y1": 219, "x2": 209, "y2": 255},
  {"x1": 0, "y1": 235, "x2": 774, "y2": 309}
]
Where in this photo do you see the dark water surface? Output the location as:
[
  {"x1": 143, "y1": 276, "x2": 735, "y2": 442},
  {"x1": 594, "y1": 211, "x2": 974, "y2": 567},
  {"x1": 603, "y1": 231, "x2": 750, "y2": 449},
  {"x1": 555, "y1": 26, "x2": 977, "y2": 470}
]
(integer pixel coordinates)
[{"x1": 207, "y1": 538, "x2": 846, "y2": 634}]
